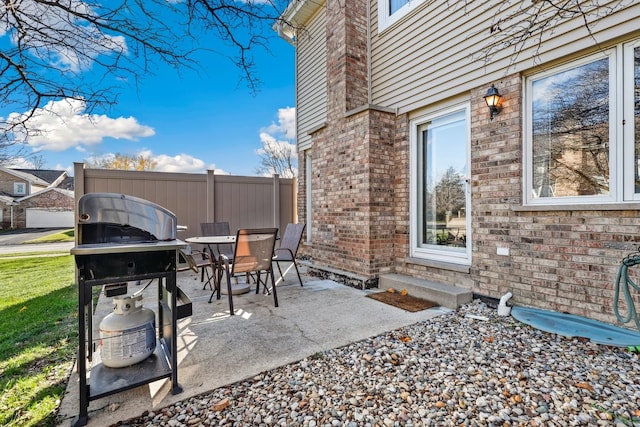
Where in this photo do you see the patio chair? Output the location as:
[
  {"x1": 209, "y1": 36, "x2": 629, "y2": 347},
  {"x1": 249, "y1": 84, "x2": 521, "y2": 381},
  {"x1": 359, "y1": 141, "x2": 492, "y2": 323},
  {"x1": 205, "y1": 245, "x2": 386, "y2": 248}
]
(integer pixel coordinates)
[
  {"x1": 201, "y1": 221, "x2": 234, "y2": 258},
  {"x1": 200, "y1": 221, "x2": 234, "y2": 280},
  {"x1": 178, "y1": 246, "x2": 218, "y2": 295},
  {"x1": 211, "y1": 228, "x2": 279, "y2": 315},
  {"x1": 273, "y1": 223, "x2": 306, "y2": 286}
]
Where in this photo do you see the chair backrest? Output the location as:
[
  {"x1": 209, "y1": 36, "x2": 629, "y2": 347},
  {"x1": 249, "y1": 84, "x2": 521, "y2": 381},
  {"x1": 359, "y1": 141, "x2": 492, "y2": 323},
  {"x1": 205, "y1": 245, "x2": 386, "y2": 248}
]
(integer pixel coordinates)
[
  {"x1": 279, "y1": 223, "x2": 306, "y2": 257},
  {"x1": 201, "y1": 221, "x2": 230, "y2": 236},
  {"x1": 201, "y1": 221, "x2": 233, "y2": 257},
  {"x1": 231, "y1": 228, "x2": 278, "y2": 275}
]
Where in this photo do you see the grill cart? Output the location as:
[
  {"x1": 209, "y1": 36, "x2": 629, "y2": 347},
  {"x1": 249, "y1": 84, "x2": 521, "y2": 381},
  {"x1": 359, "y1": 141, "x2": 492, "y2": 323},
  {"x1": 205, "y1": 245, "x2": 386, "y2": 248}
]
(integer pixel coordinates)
[{"x1": 71, "y1": 193, "x2": 191, "y2": 427}]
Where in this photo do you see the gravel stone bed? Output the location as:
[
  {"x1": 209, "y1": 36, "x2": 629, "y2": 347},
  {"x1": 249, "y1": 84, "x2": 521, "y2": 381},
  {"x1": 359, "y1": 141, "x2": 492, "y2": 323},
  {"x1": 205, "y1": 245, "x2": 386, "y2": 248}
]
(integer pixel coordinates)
[{"x1": 114, "y1": 300, "x2": 640, "y2": 427}]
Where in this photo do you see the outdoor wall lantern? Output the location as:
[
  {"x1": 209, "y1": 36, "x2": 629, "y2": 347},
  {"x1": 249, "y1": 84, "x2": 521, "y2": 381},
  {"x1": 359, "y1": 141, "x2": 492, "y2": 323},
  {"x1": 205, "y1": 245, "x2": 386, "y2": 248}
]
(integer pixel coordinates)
[{"x1": 484, "y1": 84, "x2": 502, "y2": 121}]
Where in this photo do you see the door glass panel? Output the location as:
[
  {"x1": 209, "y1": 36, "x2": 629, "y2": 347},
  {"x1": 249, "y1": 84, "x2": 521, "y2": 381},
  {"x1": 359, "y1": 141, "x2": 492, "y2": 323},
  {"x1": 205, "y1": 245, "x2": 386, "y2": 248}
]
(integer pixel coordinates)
[{"x1": 417, "y1": 110, "x2": 467, "y2": 252}]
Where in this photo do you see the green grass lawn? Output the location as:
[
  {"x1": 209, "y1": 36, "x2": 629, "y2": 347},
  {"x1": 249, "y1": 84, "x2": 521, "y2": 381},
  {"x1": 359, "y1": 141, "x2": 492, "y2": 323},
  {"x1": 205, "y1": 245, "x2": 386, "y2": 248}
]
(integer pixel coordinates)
[{"x1": 0, "y1": 254, "x2": 76, "y2": 427}]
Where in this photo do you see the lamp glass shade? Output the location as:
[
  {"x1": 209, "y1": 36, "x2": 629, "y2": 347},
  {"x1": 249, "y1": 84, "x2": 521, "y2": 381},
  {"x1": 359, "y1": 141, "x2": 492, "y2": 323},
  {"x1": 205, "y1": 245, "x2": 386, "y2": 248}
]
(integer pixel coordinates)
[{"x1": 484, "y1": 85, "x2": 501, "y2": 108}]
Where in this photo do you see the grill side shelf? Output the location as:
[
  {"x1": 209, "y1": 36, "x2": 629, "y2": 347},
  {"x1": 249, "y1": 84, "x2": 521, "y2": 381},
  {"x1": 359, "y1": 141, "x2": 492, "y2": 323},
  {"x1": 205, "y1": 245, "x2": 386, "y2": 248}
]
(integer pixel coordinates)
[{"x1": 71, "y1": 240, "x2": 187, "y2": 255}]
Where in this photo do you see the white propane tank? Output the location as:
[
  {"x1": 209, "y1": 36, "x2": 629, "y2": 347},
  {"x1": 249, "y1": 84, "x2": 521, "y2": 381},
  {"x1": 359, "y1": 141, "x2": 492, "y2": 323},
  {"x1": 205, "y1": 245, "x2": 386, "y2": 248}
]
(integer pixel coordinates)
[{"x1": 99, "y1": 294, "x2": 156, "y2": 368}]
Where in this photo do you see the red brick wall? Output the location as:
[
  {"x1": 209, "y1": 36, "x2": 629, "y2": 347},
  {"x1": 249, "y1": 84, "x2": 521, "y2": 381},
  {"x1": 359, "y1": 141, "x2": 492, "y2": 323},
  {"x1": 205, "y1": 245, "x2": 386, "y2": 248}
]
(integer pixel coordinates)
[
  {"x1": 308, "y1": 109, "x2": 396, "y2": 282},
  {"x1": 465, "y1": 75, "x2": 640, "y2": 323},
  {"x1": 469, "y1": 75, "x2": 523, "y2": 300},
  {"x1": 304, "y1": 0, "x2": 397, "y2": 283},
  {"x1": 344, "y1": 0, "x2": 368, "y2": 111}
]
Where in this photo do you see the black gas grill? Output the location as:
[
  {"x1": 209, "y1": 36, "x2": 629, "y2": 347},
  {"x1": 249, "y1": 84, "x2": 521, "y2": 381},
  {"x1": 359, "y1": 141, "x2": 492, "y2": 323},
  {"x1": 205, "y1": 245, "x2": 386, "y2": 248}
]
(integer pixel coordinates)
[{"x1": 71, "y1": 193, "x2": 191, "y2": 427}]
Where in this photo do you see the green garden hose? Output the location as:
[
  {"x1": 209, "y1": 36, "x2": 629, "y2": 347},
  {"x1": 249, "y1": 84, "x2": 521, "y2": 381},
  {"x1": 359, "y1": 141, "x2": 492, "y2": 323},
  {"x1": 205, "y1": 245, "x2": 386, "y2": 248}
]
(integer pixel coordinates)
[{"x1": 614, "y1": 254, "x2": 640, "y2": 332}]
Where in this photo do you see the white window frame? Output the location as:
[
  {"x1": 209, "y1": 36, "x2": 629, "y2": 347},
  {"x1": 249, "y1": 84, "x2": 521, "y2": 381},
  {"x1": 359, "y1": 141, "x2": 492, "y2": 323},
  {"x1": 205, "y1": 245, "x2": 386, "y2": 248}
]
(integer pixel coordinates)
[
  {"x1": 378, "y1": 0, "x2": 425, "y2": 32},
  {"x1": 14, "y1": 182, "x2": 26, "y2": 195},
  {"x1": 410, "y1": 102, "x2": 471, "y2": 265},
  {"x1": 623, "y1": 38, "x2": 640, "y2": 201},
  {"x1": 523, "y1": 49, "x2": 620, "y2": 206}
]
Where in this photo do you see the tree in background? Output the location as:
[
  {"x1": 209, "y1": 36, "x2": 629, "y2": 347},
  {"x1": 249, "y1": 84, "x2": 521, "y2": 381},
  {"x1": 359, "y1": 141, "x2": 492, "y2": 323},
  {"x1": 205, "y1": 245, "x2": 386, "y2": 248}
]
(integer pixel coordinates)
[
  {"x1": 434, "y1": 166, "x2": 465, "y2": 222},
  {"x1": 29, "y1": 154, "x2": 46, "y2": 170},
  {"x1": 255, "y1": 106, "x2": 297, "y2": 177},
  {"x1": 85, "y1": 153, "x2": 158, "y2": 171},
  {"x1": 255, "y1": 138, "x2": 297, "y2": 178}
]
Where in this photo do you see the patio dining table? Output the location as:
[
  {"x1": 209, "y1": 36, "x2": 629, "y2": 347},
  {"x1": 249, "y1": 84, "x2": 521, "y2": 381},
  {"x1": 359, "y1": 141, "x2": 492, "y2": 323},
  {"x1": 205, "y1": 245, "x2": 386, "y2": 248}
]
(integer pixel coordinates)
[
  {"x1": 184, "y1": 235, "x2": 250, "y2": 295},
  {"x1": 185, "y1": 235, "x2": 236, "y2": 246}
]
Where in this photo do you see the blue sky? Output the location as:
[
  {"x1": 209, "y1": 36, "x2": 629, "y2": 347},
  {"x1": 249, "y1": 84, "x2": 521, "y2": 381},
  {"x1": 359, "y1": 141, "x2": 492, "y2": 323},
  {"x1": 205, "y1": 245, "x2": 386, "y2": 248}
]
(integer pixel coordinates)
[{"x1": 2, "y1": 8, "x2": 296, "y2": 177}]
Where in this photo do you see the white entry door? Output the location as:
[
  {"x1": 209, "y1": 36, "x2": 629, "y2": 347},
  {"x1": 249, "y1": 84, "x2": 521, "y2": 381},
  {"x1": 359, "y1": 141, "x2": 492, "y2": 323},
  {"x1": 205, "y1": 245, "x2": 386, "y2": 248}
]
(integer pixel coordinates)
[{"x1": 411, "y1": 103, "x2": 471, "y2": 265}]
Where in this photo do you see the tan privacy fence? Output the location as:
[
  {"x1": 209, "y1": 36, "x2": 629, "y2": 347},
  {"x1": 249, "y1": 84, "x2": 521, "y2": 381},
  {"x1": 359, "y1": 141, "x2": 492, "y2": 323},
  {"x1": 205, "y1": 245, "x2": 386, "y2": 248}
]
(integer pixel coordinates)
[{"x1": 73, "y1": 163, "x2": 297, "y2": 238}]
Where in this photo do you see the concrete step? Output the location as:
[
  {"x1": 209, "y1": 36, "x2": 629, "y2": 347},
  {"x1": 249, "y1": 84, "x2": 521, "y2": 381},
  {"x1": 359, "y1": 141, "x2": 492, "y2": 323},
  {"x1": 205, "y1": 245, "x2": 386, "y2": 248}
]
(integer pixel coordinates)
[{"x1": 378, "y1": 273, "x2": 472, "y2": 309}]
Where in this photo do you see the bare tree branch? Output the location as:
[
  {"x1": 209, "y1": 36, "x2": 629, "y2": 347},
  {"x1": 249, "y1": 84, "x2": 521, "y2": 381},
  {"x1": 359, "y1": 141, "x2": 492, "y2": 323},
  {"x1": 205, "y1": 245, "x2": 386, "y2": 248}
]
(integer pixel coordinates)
[
  {"x1": 475, "y1": 0, "x2": 631, "y2": 69},
  {"x1": 255, "y1": 138, "x2": 297, "y2": 177}
]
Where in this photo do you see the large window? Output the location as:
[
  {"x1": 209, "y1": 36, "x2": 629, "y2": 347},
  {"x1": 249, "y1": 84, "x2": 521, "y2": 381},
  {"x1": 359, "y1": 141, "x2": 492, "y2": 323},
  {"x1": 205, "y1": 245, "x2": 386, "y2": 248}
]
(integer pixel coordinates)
[
  {"x1": 378, "y1": 0, "x2": 424, "y2": 32},
  {"x1": 411, "y1": 104, "x2": 471, "y2": 265},
  {"x1": 624, "y1": 39, "x2": 640, "y2": 199},
  {"x1": 525, "y1": 39, "x2": 640, "y2": 205}
]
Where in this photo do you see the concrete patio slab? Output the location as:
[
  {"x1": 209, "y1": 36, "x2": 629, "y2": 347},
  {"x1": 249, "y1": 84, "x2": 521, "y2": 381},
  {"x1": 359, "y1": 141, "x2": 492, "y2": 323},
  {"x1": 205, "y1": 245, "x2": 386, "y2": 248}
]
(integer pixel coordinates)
[{"x1": 56, "y1": 267, "x2": 450, "y2": 427}]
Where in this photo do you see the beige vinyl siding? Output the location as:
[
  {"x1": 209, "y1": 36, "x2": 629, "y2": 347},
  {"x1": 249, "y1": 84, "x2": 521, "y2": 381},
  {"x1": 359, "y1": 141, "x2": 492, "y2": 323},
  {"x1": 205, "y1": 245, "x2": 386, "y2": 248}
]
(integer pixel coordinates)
[
  {"x1": 370, "y1": 0, "x2": 640, "y2": 113},
  {"x1": 296, "y1": 4, "x2": 327, "y2": 151}
]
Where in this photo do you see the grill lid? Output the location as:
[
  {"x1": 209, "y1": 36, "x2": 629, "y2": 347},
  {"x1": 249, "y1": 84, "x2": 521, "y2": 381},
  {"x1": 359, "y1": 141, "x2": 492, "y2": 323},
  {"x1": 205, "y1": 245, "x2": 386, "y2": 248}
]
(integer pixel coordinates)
[{"x1": 77, "y1": 193, "x2": 177, "y2": 243}]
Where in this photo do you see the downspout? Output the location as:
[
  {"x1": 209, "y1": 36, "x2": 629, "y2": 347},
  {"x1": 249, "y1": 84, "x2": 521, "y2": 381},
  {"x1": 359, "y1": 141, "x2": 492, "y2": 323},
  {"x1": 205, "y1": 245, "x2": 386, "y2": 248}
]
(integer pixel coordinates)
[
  {"x1": 498, "y1": 292, "x2": 513, "y2": 316},
  {"x1": 367, "y1": 0, "x2": 372, "y2": 104},
  {"x1": 10, "y1": 202, "x2": 15, "y2": 229}
]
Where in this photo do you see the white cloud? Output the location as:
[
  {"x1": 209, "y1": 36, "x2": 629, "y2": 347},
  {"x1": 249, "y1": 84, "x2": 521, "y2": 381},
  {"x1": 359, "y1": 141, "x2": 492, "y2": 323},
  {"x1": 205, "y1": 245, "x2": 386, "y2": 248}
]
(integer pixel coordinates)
[
  {"x1": 4, "y1": 98, "x2": 155, "y2": 151},
  {"x1": 257, "y1": 132, "x2": 297, "y2": 158},
  {"x1": 55, "y1": 164, "x2": 74, "y2": 174},
  {"x1": 138, "y1": 150, "x2": 228, "y2": 174},
  {"x1": 4, "y1": 157, "x2": 36, "y2": 168},
  {"x1": 258, "y1": 106, "x2": 297, "y2": 158},
  {"x1": 208, "y1": 164, "x2": 229, "y2": 175},
  {"x1": 263, "y1": 107, "x2": 296, "y2": 140},
  {"x1": 254, "y1": 107, "x2": 297, "y2": 177},
  {"x1": 150, "y1": 153, "x2": 207, "y2": 173}
]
